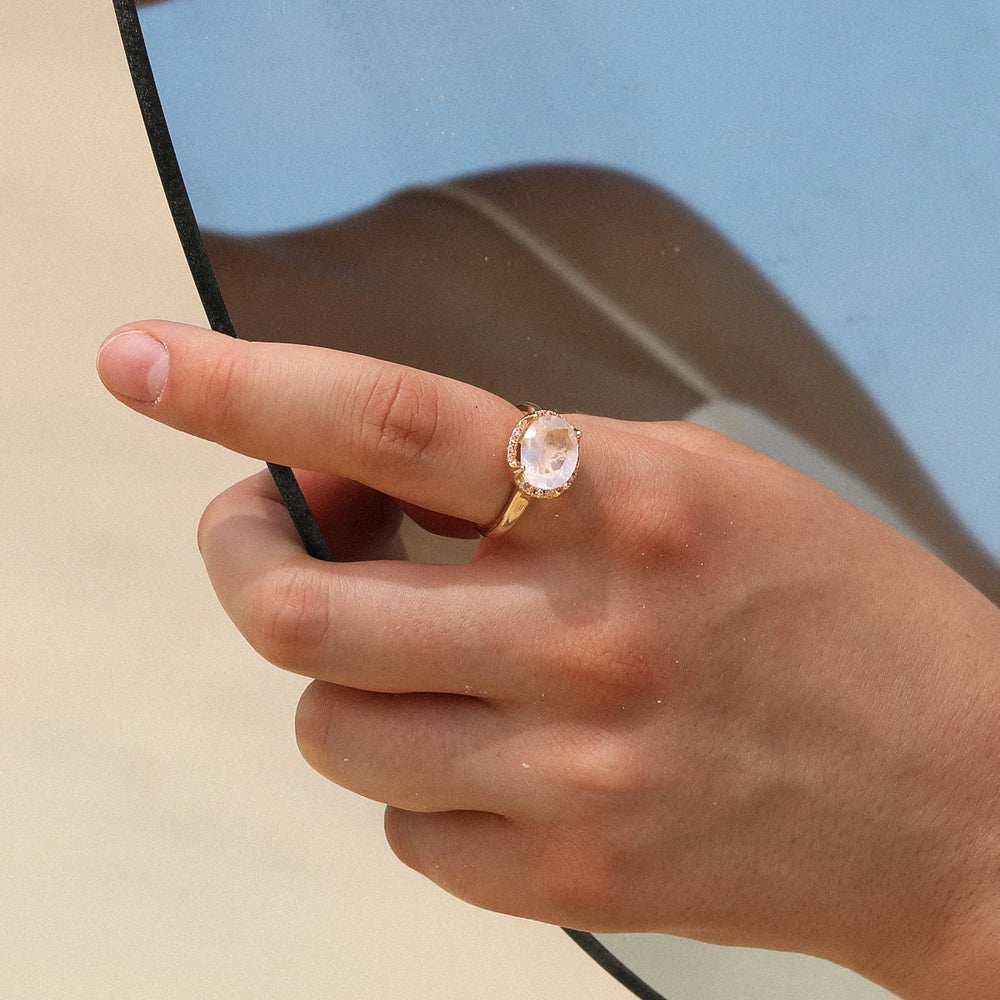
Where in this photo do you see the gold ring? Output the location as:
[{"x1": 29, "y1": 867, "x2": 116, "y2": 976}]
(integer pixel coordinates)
[{"x1": 477, "y1": 403, "x2": 583, "y2": 538}]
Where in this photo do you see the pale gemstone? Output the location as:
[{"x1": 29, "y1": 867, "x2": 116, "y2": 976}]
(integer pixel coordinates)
[{"x1": 520, "y1": 414, "x2": 579, "y2": 491}]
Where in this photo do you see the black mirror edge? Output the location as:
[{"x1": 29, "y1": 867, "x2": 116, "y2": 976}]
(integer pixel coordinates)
[
  {"x1": 109, "y1": 4, "x2": 668, "y2": 996},
  {"x1": 564, "y1": 929, "x2": 669, "y2": 1000},
  {"x1": 110, "y1": 0, "x2": 334, "y2": 562}
]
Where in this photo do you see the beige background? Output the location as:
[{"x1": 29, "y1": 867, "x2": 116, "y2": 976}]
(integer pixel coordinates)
[
  {"x1": 1, "y1": 3, "x2": 633, "y2": 996},
  {"x1": 1, "y1": 4, "x2": 894, "y2": 999}
]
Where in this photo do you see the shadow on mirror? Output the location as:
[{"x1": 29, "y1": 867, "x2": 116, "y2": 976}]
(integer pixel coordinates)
[{"x1": 121, "y1": 1, "x2": 999, "y2": 997}]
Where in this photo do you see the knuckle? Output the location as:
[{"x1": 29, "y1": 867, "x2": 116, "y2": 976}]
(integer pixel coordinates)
[
  {"x1": 530, "y1": 831, "x2": 623, "y2": 927},
  {"x1": 356, "y1": 368, "x2": 441, "y2": 469},
  {"x1": 563, "y1": 726, "x2": 658, "y2": 801},
  {"x1": 563, "y1": 624, "x2": 657, "y2": 706},
  {"x1": 526, "y1": 741, "x2": 663, "y2": 926},
  {"x1": 244, "y1": 566, "x2": 331, "y2": 670},
  {"x1": 198, "y1": 348, "x2": 248, "y2": 435}
]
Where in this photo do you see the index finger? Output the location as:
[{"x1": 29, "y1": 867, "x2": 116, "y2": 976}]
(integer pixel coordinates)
[{"x1": 98, "y1": 320, "x2": 521, "y2": 525}]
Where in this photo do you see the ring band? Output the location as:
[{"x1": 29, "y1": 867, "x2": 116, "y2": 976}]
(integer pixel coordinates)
[{"x1": 477, "y1": 403, "x2": 583, "y2": 538}]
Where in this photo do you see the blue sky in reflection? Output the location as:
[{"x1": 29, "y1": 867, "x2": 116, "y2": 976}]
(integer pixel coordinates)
[{"x1": 140, "y1": 0, "x2": 999, "y2": 557}]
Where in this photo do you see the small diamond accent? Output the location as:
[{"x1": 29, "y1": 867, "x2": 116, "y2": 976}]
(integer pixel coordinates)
[{"x1": 509, "y1": 410, "x2": 580, "y2": 498}]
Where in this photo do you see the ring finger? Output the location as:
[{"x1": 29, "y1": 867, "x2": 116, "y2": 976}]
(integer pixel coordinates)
[{"x1": 295, "y1": 681, "x2": 516, "y2": 814}]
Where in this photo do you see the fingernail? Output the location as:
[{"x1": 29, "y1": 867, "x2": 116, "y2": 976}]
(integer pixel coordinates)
[{"x1": 98, "y1": 330, "x2": 170, "y2": 404}]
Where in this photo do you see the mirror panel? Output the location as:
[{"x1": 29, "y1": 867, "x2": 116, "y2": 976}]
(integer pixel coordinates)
[
  {"x1": 128, "y1": 2, "x2": 999, "y2": 996},
  {"x1": 139, "y1": 0, "x2": 999, "y2": 564}
]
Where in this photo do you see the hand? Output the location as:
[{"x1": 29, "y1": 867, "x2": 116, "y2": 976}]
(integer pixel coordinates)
[{"x1": 98, "y1": 321, "x2": 1000, "y2": 998}]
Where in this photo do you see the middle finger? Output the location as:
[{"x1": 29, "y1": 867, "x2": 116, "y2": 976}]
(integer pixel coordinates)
[{"x1": 199, "y1": 474, "x2": 545, "y2": 699}]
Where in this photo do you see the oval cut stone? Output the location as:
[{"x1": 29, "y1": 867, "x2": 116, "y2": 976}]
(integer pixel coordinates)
[{"x1": 520, "y1": 414, "x2": 579, "y2": 491}]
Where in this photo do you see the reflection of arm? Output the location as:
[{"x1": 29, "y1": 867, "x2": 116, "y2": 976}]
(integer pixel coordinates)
[{"x1": 203, "y1": 163, "x2": 998, "y2": 603}]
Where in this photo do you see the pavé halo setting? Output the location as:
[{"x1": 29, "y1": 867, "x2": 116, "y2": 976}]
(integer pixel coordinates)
[{"x1": 477, "y1": 403, "x2": 582, "y2": 537}]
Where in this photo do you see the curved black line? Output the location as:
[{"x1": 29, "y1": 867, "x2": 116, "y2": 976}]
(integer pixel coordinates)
[
  {"x1": 111, "y1": 0, "x2": 231, "y2": 337},
  {"x1": 563, "y1": 930, "x2": 670, "y2": 1000},
  {"x1": 111, "y1": 0, "x2": 332, "y2": 562},
  {"x1": 112, "y1": 4, "x2": 670, "y2": 996}
]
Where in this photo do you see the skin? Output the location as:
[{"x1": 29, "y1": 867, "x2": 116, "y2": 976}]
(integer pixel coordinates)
[
  {"x1": 126, "y1": 0, "x2": 999, "y2": 985},
  {"x1": 201, "y1": 165, "x2": 1000, "y2": 604},
  {"x1": 98, "y1": 320, "x2": 1000, "y2": 998}
]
